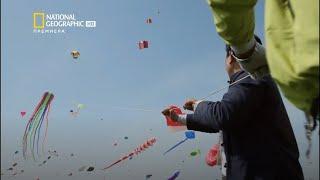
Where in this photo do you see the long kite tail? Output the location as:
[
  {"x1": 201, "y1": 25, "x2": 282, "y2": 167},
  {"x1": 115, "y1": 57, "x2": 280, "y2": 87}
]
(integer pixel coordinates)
[
  {"x1": 41, "y1": 94, "x2": 54, "y2": 155},
  {"x1": 35, "y1": 93, "x2": 54, "y2": 159},
  {"x1": 163, "y1": 138, "x2": 187, "y2": 155},
  {"x1": 22, "y1": 92, "x2": 48, "y2": 159},
  {"x1": 35, "y1": 104, "x2": 49, "y2": 157},
  {"x1": 31, "y1": 93, "x2": 51, "y2": 160},
  {"x1": 42, "y1": 103, "x2": 51, "y2": 155},
  {"x1": 30, "y1": 102, "x2": 47, "y2": 161},
  {"x1": 24, "y1": 103, "x2": 45, "y2": 160},
  {"x1": 102, "y1": 159, "x2": 122, "y2": 170},
  {"x1": 102, "y1": 138, "x2": 156, "y2": 170}
]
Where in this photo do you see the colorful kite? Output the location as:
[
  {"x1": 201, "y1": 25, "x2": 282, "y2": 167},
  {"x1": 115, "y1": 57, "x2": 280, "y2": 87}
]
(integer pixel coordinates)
[
  {"x1": 103, "y1": 137, "x2": 156, "y2": 170},
  {"x1": 190, "y1": 149, "x2": 201, "y2": 157},
  {"x1": 22, "y1": 92, "x2": 54, "y2": 160},
  {"x1": 205, "y1": 144, "x2": 220, "y2": 167},
  {"x1": 138, "y1": 40, "x2": 149, "y2": 49},
  {"x1": 168, "y1": 170, "x2": 180, "y2": 180},
  {"x1": 20, "y1": 111, "x2": 26, "y2": 117},
  {"x1": 164, "y1": 106, "x2": 187, "y2": 132},
  {"x1": 146, "y1": 18, "x2": 152, "y2": 24},
  {"x1": 70, "y1": 103, "x2": 85, "y2": 117},
  {"x1": 163, "y1": 131, "x2": 195, "y2": 155},
  {"x1": 71, "y1": 50, "x2": 80, "y2": 59}
]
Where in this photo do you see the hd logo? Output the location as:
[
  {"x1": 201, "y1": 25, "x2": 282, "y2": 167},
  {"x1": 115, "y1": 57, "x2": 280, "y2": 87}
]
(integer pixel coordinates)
[{"x1": 33, "y1": 12, "x2": 45, "y2": 29}]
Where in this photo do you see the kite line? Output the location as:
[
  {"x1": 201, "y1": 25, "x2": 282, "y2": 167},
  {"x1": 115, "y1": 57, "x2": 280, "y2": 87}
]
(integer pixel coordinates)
[{"x1": 108, "y1": 75, "x2": 251, "y2": 112}]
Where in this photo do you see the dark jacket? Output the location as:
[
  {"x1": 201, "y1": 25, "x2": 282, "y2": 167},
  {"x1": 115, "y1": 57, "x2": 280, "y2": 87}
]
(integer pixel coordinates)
[{"x1": 187, "y1": 70, "x2": 304, "y2": 180}]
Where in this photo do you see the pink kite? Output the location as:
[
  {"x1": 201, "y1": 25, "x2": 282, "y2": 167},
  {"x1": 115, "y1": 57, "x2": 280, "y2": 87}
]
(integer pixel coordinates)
[
  {"x1": 165, "y1": 105, "x2": 187, "y2": 132},
  {"x1": 103, "y1": 137, "x2": 156, "y2": 170},
  {"x1": 206, "y1": 144, "x2": 220, "y2": 166},
  {"x1": 20, "y1": 111, "x2": 26, "y2": 117},
  {"x1": 138, "y1": 40, "x2": 149, "y2": 49}
]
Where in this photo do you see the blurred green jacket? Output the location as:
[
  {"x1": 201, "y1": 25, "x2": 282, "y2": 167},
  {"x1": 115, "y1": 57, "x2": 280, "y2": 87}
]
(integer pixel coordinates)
[{"x1": 207, "y1": 0, "x2": 319, "y2": 113}]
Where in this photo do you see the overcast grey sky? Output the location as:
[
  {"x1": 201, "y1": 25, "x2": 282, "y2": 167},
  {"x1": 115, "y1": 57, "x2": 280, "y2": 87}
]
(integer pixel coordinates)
[{"x1": 1, "y1": 0, "x2": 318, "y2": 180}]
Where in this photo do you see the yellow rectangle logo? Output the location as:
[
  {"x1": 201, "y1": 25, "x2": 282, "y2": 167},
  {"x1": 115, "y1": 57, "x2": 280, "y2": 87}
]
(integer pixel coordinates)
[{"x1": 33, "y1": 12, "x2": 45, "y2": 29}]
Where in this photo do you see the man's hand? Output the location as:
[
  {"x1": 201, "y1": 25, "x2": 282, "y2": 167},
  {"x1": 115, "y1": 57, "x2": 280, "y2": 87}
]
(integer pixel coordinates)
[
  {"x1": 161, "y1": 107, "x2": 179, "y2": 122},
  {"x1": 183, "y1": 99, "x2": 197, "y2": 111}
]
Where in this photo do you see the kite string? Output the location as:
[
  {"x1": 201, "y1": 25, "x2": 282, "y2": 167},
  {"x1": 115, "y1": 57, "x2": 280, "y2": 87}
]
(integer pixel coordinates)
[
  {"x1": 109, "y1": 75, "x2": 250, "y2": 112},
  {"x1": 200, "y1": 75, "x2": 250, "y2": 101},
  {"x1": 110, "y1": 106, "x2": 157, "y2": 112}
]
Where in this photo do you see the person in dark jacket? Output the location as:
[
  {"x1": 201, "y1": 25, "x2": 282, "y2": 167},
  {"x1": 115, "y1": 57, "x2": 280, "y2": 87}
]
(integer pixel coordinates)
[{"x1": 162, "y1": 36, "x2": 304, "y2": 180}]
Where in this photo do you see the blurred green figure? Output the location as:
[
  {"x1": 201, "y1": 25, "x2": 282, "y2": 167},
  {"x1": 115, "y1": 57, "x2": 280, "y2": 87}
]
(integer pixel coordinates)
[{"x1": 207, "y1": 0, "x2": 319, "y2": 121}]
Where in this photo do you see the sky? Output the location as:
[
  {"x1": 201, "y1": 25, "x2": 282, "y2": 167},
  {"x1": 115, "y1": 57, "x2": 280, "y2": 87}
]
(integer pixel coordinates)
[{"x1": 1, "y1": 0, "x2": 319, "y2": 180}]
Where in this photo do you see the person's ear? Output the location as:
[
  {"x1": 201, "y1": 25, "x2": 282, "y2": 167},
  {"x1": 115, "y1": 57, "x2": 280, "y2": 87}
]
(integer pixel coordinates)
[
  {"x1": 229, "y1": 54, "x2": 236, "y2": 64},
  {"x1": 226, "y1": 55, "x2": 234, "y2": 65}
]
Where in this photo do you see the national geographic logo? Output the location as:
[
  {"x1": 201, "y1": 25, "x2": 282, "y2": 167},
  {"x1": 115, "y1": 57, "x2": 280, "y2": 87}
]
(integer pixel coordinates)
[
  {"x1": 33, "y1": 12, "x2": 45, "y2": 29},
  {"x1": 32, "y1": 11, "x2": 96, "y2": 34}
]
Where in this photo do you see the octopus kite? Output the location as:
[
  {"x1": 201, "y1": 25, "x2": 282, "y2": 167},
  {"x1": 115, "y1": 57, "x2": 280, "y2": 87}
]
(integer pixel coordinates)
[{"x1": 22, "y1": 92, "x2": 54, "y2": 160}]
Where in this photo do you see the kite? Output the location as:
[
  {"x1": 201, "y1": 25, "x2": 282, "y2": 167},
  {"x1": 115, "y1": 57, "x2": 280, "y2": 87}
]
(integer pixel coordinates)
[
  {"x1": 70, "y1": 104, "x2": 85, "y2": 117},
  {"x1": 68, "y1": 173, "x2": 73, "y2": 176},
  {"x1": 124, "y1": 136, "x2": 128, "y2": 140},
  {"x1": 20, "y1": 111, "x2": 26, "y2": 117},
  {"x1": 138, "y1": 40, "x2": 149, "y2": 49},
  {"x1": 14, "y1": 151, "x2": 19, "y2": 154},
  {"x1": 87, "y1": 167, "x2": 95, "y2": 172},
  {"x1": 103, "y1": 137, "x2": 156, "y2": 170},
  {"x1": 77, "y1": 104, "x2": 85, "y2": 109},
  {"x1": 206, "y1": 144, "x2": 220, "y2": 167},
  {"x1": 22, "y1": 92, "x2": 54, "y2": 160},
  {"x1": 163, "y1": 131, "x2": 195, "y2": 155},
  {"x1": 146, "y1": 18, "x2": 152, "y2": 24},
  {"x1": 164, "y1": 106, "x2": 187, "y2": 132},
  {"x1": 146, "y1": 174, "x2": 152, "y2": 179},
  {"x1": 71, "y1": 50, "x2": 80, "y2": 59},
  {"x1": 190, "y1": 149, "x2": 201, "y2": 157},
  {"x1": 12, "y1": 163, "x2": 17, "y2": 167},
  {"x1": 168, "y1": 170, "x2": 180, "y2": 180},
  {"x1": 48, "y1": 150, "x2": 58, "y2": 158}
]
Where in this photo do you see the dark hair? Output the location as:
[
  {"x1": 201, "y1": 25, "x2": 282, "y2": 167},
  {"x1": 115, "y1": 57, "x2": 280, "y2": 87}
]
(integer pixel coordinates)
[{"x1": 225, "y1": 35, "x2": 262, "y2": 57}]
